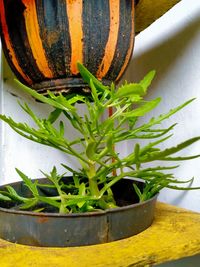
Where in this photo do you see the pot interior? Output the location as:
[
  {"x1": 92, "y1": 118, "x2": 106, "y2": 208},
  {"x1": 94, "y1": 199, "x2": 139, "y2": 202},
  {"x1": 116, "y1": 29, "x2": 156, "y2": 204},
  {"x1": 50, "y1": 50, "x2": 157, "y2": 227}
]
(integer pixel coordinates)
[{"x1": 0, "y1": 178, "x2": 144, "y2": 212}]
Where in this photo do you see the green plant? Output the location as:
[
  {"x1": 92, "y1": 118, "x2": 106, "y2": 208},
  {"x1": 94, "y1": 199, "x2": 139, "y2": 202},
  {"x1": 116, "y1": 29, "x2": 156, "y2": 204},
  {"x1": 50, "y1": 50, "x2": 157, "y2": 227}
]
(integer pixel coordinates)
[{"x1": 0, "y1": 63, "x2": 200, "y2": 213}]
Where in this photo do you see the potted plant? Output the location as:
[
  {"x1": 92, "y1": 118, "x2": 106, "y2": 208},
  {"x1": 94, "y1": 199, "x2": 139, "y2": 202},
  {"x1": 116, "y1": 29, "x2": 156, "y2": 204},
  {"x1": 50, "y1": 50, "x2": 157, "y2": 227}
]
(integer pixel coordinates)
[{"x1": 0, "y1": 64, "x2": 199, "y2": 247}]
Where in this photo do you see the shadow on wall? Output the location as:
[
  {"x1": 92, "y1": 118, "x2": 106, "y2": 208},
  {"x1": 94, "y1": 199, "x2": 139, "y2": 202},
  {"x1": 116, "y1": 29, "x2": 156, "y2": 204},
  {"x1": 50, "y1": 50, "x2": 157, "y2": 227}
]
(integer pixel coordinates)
[{"x1": 123, "y1": 12, "x2": 200, "y2": 91}]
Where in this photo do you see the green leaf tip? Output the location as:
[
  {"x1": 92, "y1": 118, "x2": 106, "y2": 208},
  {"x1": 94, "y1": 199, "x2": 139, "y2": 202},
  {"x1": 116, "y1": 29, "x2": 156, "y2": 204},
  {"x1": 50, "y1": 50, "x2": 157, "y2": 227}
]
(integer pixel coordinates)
[
  {"x1": 140, "y1": 70, "x2": 156, "y2": 93},
  {"x1": 77, "y1": 62, "x2": 109, "y2": 92}
]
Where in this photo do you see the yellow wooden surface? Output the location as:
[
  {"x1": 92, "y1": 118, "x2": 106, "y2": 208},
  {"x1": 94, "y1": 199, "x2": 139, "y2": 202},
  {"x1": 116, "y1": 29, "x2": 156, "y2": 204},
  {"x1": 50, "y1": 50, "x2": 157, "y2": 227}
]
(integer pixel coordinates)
[
  {"x1": 0, "y1": 202, "x2": 200, "y2": 267},
  {"x1": 135, "y1": 0, "x2": 181, "y2": 34}
]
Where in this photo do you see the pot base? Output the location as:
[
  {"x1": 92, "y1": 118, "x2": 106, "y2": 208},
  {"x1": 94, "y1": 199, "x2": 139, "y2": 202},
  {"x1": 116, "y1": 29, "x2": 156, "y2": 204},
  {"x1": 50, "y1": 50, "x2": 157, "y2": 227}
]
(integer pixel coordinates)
[{"x1": 32, "y1": 77, "x2": 111, "y2": 96}]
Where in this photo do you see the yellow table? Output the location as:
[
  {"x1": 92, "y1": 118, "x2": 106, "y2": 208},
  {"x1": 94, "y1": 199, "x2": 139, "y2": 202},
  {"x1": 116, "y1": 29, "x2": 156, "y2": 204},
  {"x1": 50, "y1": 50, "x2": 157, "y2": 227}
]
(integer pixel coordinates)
[{"x1": 0, "y1": 202, "x2": 200, "y2": 267}]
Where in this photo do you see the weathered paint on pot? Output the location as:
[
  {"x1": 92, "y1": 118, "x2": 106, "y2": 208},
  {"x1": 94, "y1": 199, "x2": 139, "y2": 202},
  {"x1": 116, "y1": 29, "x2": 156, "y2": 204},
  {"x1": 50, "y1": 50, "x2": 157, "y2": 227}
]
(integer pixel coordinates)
[
  {"x1": 0, "y1": 179, "x2": 157, "y2": 247},
  {"x1": 0, "y1": 0, "x2": 136, "y2": 95}
]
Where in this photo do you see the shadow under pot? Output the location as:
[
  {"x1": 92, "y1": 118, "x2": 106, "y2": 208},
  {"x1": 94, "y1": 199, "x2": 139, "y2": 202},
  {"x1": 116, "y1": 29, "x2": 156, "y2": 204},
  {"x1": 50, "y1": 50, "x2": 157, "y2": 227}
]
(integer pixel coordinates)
[
  {"x1": 0, "y1": 0, "x2": 135, "y2": 95},
  {"x1": 0, "y1": 178, "x2": 157, "y2": 247}
]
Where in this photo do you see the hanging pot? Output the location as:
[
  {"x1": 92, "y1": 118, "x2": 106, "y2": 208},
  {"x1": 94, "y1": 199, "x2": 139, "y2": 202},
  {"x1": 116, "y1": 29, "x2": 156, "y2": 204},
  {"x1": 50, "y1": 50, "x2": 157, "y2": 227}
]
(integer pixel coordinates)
[
  {"x1": 0, "y1": 178, "x2": 157, "y2": 247},
  {"x1": 0, "y1": 0, "x2": 136, "y2": 95}
]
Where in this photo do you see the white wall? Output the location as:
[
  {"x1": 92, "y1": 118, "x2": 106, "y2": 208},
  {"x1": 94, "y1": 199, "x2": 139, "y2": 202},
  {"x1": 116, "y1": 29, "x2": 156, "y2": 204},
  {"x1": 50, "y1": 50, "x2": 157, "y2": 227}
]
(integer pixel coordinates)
[
  {"x1": 0, "y1": 0, "x2": 200, "y2": 213},
  {"x1": 124, "y1": 0, "x2": 200, "y2": 213}
]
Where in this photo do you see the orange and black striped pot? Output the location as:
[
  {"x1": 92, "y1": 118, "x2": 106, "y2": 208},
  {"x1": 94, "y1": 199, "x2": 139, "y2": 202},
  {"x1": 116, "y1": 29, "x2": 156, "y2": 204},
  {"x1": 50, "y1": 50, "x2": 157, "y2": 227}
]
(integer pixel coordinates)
[{"x1": 0, "y1": 0, "x2": 136, "y2": 95}]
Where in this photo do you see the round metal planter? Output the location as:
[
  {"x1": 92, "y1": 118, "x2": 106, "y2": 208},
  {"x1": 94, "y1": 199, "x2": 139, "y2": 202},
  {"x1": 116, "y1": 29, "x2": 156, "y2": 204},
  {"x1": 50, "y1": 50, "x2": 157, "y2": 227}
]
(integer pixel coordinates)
[
  {"x1": 0, "y1": 179, "x2": 157, "y2": 247},
  {"x1": 0, "y1": 0, "x2": 135, "y2": 95}
]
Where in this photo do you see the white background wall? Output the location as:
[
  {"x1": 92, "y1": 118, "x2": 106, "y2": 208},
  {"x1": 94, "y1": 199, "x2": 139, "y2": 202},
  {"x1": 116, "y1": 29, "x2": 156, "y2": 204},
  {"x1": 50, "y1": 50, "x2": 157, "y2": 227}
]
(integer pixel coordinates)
[
  {"x1": 0, "y1": 0, "x2": 200, "y2": 214},
  {"x1": 124, "y1": 0, "x2": 200, "y2": 213}
]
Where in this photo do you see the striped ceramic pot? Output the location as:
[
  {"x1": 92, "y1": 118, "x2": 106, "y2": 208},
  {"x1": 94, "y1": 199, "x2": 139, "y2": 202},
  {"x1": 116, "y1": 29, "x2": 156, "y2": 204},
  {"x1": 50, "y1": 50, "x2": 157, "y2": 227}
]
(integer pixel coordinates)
[{"x1": 0, "y1": 0, "x2": 135, "y2": 95}]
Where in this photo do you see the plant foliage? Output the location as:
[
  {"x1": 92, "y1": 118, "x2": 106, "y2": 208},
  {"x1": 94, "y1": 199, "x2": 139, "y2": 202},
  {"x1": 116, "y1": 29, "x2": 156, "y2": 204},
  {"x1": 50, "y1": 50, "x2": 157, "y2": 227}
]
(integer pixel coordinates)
[{"x1": 0, "y1": 63, "x2": 200, "y2": 213}]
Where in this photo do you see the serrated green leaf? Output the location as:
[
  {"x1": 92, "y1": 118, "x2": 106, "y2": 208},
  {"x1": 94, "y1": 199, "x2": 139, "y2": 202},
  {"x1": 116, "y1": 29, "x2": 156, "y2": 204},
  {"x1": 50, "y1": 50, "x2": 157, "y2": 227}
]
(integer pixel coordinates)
[
  {"x1": 77, "y1": 62, "x2": 109, "y2": 92},
  {"x1": 33, "y1": 207, "x2": 45, "y2": 213},
  {"x1": 61, "y1": 164, "x2": 83, "y2": 177},
  {"x1": 77, "y1": 200, "x2": 86, "y2": 209},
  {"x1": 106, "y1": 134, "x2": 113, "y2": 152},
  {"x1": 15, "y1": 79, "x2": 75, "y2": 112},
  {"x1": 132, "y1": 98, "x2": 195, "y2": 135},
  {"x1": 51, "y1": 166, "x2": 57, "y2": 178},
  {"x1": 19, "y1": 102, "x2": 42, "y2": 127},
  {"x1": 19, "y1": 199, "x2": 38, "y2": 210},
  {"x1": 115, "y1": 83, "x2": 145, "y2": 98},
  {"x1": 162, "y1": 154, "x2": 200, "y2": 161},
  {"x1": 15, "y1": 168, "x2": 38, "y2": 196},
  {"x1": 38, "y1": 196, "x2": 61, "y2": 208},
  {"x1": 133, "y1": 124, "x2": 177, "y2": 139},
  {"x1": 0, "y1": 193, "x2": 12, "y2": 201},
  {"x1": 167, "y1": 185, "x2": 200, "y2": 190},
  {"x1": 77, "y1": 183, "x2": 86, "y2": 208},
  {"x1": 134, "y1": 143, "x2": 140, "y2": 169},
  {"x1": 142, "y1": 136, "x2": 200, "y2": 162},
  {"x1": 5, "y1": 185, "x2": 28, "y2": 202},
  {"x1": 90, "y1": 79, "x2": 100, "y2": 105},
  {"x1": 59, "y1": 121, "x2": 65, "y2": 136},
  {"x1": 133, "y1": 184, "x2": 143, "y2": 202},
  {"x1": 123, "y1": 98, "x2": 161, "y2": 118},
  {"x1": 48, "y1": 109, "x2": 62, "y2": 123},
  {"x1": 139, "y1": 135, "x2": 172, "y2": 157},
  {"x1": 139, "y1": 70, "x2": 156, "y2": 94}
]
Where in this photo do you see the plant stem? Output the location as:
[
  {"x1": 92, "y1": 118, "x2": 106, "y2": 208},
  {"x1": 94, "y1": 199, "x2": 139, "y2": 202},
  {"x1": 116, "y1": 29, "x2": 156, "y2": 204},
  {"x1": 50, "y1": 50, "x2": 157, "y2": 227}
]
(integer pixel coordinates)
[
  {"x1": 89, "y1": 179, "x2": 100, "y2": 198},
  {"x1": 87, "y1": 162, "x2": 101, "y2": 197}
]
